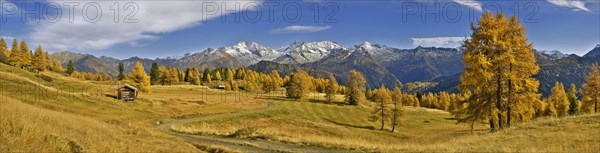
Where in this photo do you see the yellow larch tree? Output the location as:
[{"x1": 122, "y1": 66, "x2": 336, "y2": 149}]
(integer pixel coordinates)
[
  {"x1": 548, "y1": 82, "x2": 569, "y2": 117},
  {"x1": 325, "y1": 73, "x2": 338, "y2": 103},
  {"x1": 370, "y1": 84, "x2": 391, "y2": 130},
  {"x1": 391, "y1": 87, "x2": 404, "y2": 132},
  {"x1": 32, "y1": 45, "x2": 47, "y2": 73},
  {"x1": 346, "y1": 70, "x2": 366, "y2": 105},
  {"x1": 582, "y1": 64, "x2": 600, "y2": 113},
  {"x1": 456, "y1": 12, "x2": 540, "y2": 131},
  {"x1": 125, "y1": 61, "x2": 151, "y2": 93}
]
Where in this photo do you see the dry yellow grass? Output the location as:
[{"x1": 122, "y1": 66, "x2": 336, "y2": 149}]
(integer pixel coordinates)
[
  {"x1": 0, "y1": 64, "x2": 198, "y2": 152},
  {"x1": 132, "y1": 85, "x2": 268, "y2": 118},
  {"x1": 0, "y1": 96, "x2": 196, "y2": 152},
  {"x1": 416, "y1": 114, "x2": 600, "y2": 152},
  {"x1": 2, "y1": 63, "x2": 598, "y2": 152},
  {"x1": 172, "y1": 91, "x2": 600, "y2": 152},
  {"x1": 0, "y1": 63, "x2": 273, "y2": 152},
  {"x1": 172, "y1": 96, "x2": 490, "y2": 151}
]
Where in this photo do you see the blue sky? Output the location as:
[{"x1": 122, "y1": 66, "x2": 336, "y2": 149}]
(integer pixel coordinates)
[{"x1": 0, "y1": 0, "x2": 599, "y2": 59}]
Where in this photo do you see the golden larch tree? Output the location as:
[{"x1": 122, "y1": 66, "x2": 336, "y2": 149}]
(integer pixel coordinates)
[
  {"x1": 20, "y1": 40, "x2": 31, "y2": 69},
  {"x1": 32, "y1": 45, "x2": 47, "y2": 73},
  {"x1": 370, "y1": 84, "x2": 391, "y2": 130},
  {"x1": 8, "y1": 38, "x2": 22, "y2": 68},
  {"x1": 456, "y1": 12, "x2": 540, "y2": 131},
  {"x1": 285, "y1": 70, "x2": 312, "y2": 100},
  {"x1": 0, "y1": 38, "x2": 9, "y2": 63},
  {"x1": 346, "y1": 70, "x2": 366, "y2": 105},
  {"x1": 391, "y1": 87, "x2": 404, "y2": 132},
  {"x1": 271, "y1": 70, "x2": 283, "y2": 87},
  {"x1": 325, "y1": 73, "x2": 338, "y2": 103},
  {"x1": 549, "y1": 82, "x2": 569, "y2": 117},
  {"x1": 582, "y1": 64, "x2": 600, "y2": 113},
  {"x1": 214, "y1": 71, "x2": 222, "y2": 81},
  {"x1": 125, "y1": 61, "x2": 151, "y2": 93},
  {"x1": 50, "y1": 59, "x2": 65, "y2": 72},
  {"x1": 227, "y1": 69, "x2": 234, "y2": 81}
]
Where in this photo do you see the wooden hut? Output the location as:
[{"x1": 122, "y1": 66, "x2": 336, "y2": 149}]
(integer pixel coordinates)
[{"x1": 115, "y1": 84, "x2": 138, "y2": 101}]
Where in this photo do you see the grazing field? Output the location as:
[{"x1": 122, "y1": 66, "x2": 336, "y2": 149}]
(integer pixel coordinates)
[
  {"x1": 172, "y1": 100, "x2": 489, "y2": 151},
  {"x1": 1, "y1": 63, "x2": 599, "y2": 152},
  {"x1": 0, "y1": 64, "x2": 197, "y2": 152},
  {"x1": 118, "y1": 85, "x2": 269, "y2": 119},
  {"x1": 424, "y1": 114, "x2": 600, "y2": 152}
]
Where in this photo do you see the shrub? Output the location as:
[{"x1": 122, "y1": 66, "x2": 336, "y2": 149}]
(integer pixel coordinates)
[{"x1": 36, "y1": 74, "x2": 53, "y2": 82}]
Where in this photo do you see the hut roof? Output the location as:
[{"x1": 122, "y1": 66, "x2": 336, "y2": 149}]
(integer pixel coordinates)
[{"x1": 116, "y1": 84, "x2": 139, "y2": 91}]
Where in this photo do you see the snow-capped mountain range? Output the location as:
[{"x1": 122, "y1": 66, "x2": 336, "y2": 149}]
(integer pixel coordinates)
[
  {"x1": 170, "y1": 41, "x2": 347, "y2": 67},
  {"x1": 51, "y1": 41, "x2": 600, "y2": 95}
]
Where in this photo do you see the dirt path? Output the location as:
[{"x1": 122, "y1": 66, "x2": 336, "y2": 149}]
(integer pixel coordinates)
[{"x1": 156, "y1": 103, "x2": 357, "y2": 153}]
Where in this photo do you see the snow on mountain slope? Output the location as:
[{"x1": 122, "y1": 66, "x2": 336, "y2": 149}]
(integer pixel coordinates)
[
  {"x1": 221, "y1": 41, "x2": 284, "y2": 66},
  {"x1": 274, "y1": 41, "x2": 344, "y2": 64},
  {"x1": 583, "y1": 44, "x2": 600, "y2": 58},
  {"x1": 537, "y1": 50, "x2": 569, "y2": 59},
  {"x1": 350, "y1": 42, "x2": 406, "y2": 63}
]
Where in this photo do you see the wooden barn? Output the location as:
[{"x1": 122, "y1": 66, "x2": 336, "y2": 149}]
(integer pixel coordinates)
[{"x1": 115, "y1": 84, "x2": 138, "y2": 101}]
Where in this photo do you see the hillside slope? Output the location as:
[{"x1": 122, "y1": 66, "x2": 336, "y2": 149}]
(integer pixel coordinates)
[
  {"x1": 418, "y1": 114, "x2": 600, "y2": 152},
  {"x1": 0, "y1": 63, "x2": 196, "y2": 152}
]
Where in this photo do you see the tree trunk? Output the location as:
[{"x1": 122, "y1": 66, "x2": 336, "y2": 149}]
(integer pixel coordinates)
[
  {"x1": 489, "y1": 118, "x2": 496, "y2": 132},
  {"x1": 507, "y1": 64, "x2": 512, "y2": 128},
  {"x1": 381, "y1": 103, "x2": 385, "y2": 130},
  {"x1": 391, "y1": 104, "x2": 396, "y2": 132},
  {"x1": 507, "y1": 103, "x2": 511, "y2": 128},
  {"x1": 595, "y1": 99, "x2": 597, "y2": 113},
  {"x1": 391, "y1": 122, "x2": 396, "y2": 132},
  {"x1": 496, "y1": 73, "x2": 503, "y2": 130}
]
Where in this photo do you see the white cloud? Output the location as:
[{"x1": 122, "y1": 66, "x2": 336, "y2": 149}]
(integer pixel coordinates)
[
  {"x1": 547, "y1": 0, "x2": 591, "y2": 12},
  {"x1": 416, "y1": 0, "x2": 482, "y2": 12},
  {"x1": 271, "y1": 25, "x2": 332, "y2": 34},
  {"x1": 30, "y1": 1, "x2": 262, "y2": 51},
  {"x1": 411, "y1": 37, "x2": 467, "y2": 48},
  {"x1": 451, "y1": 0, "x2": 482, "y2": 12}
]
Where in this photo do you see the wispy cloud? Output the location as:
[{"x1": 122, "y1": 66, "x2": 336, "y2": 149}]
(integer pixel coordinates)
[
  {"x1": 416, "y1": 0, "x2": 482, "y2": 12},
  {"x1": 271, "y1": 25, "x2": 332, "y2": 34},
  {"x1": 451, "y1": 0, "x2": 482, "y2": 12},
  {"x1": 411, "y1": 37, "x2": 467, "y2": 48},
  {"x1": 547, "y1": 0, "x2": 591, "y2": 12},
  {"x1": 30, "y1": 1, "x2": 262, "y2": 51}
]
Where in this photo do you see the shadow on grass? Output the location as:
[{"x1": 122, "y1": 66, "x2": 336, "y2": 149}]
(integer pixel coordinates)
[
  {"x1": 445, "y1": 117, "x2": 458, "y2": 120},
  {"x1": 307, "y1": 99, "x2": 349, "y2": 106},
  {"x1": 255, "y1": 95, "x2": 352, "y2": 107},
  {"x1": 324, "y1": 118, "x2": 377, "y2": 130},
  {"x1": 104, "y1": 94, "x2": 116, "y2": 99},
  {"x1": 254, "y1": 95, "x2": 297, "y2": 102}
]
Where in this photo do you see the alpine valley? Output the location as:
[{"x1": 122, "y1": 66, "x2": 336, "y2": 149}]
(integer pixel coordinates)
[{"x1": 50, "y1": 41, "x2": 600, "y2": 96}]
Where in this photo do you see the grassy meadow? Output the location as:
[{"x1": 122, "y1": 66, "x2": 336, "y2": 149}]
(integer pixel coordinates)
[{"x1": 1, "y1": 63, "x2": 599, "y2": 152}]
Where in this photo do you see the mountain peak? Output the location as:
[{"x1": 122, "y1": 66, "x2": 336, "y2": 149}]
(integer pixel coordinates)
[
  {"x1": 584, "y1": 44, "x2": 600, "y2": 58},
  {"x1": 357, "y1": 41, "x2": 387, "y2": 49},
  {"x1": 358, "y1": 42, "x2": 374, "y2": 49},
  {"x1": 287, "y1": 41, "x2": 342, "y2": 50},
  {"x1": 537, "y1": 50, "x2": 568, "y2": 59},
  {"x1": 234, "y1": 41, "x2": 260, "y2": 48}
]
